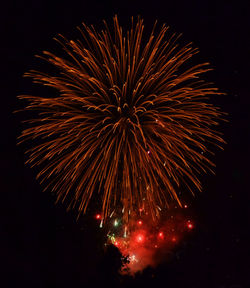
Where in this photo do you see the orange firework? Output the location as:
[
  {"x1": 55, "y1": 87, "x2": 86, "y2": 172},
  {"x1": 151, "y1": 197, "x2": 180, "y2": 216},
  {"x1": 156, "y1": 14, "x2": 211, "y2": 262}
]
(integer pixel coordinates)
[{"x1": 18, "y1": 16, "x2": 225, "y2": 224}]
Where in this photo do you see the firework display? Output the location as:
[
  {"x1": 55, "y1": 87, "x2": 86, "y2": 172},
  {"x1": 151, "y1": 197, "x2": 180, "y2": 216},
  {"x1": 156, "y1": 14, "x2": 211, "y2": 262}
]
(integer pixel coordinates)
[
  {"x1": 95, "y1": 204, "x2": 194, "y2": 273},
  {"x1": 18, "y1": 16, "x2": 224, "y2": 228}
]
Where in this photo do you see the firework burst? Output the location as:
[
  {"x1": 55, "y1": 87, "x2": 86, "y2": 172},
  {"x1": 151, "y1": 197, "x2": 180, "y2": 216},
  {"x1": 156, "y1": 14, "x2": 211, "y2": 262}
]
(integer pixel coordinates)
[{"x1": 18, "y1": 16, "x2": 225, "y2": 224}]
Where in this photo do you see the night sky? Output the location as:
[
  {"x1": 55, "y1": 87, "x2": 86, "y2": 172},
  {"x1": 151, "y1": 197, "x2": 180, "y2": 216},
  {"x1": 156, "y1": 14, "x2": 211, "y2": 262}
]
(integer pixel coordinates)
[{"x1": 2, "y1": 1, "x2": 249, "y2": 287}]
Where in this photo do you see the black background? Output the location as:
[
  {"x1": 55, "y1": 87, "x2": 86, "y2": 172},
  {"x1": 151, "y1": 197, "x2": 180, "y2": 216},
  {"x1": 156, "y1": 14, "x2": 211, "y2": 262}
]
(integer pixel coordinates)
[{"x1": 1, "y1": 1, "x2": 249, "y2": 287}]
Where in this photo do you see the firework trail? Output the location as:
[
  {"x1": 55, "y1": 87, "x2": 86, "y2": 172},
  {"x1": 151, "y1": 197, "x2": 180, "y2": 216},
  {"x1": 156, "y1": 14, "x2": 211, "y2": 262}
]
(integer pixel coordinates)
[{"x1": 18, "y1": 16, "x2": 225, "y2": 226}]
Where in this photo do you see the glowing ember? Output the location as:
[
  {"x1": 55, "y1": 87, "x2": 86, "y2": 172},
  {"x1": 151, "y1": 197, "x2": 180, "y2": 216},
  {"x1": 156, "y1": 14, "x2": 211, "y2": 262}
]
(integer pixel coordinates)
[
  {"x1": 172, "y1": 236, "x2": 176, "y2": 242},
  {"x1": 187, "y1": 221, "x2": 194, "y2": 229},
  {"x1": 95, "y1": 214, "x2": 101, "y2": 220},
  {"x1": 158, "y1": 232, "x2": 164, "y2": 239},
  {"x1": 136, "y1": 234, "x2": 144, "y2": 243}
]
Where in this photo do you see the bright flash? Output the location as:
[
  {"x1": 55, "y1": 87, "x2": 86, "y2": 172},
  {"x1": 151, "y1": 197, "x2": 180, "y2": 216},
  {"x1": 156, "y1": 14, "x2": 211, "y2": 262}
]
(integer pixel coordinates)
[{"x1": 130, "y1": 255, "x2": 138, "y2": 263}]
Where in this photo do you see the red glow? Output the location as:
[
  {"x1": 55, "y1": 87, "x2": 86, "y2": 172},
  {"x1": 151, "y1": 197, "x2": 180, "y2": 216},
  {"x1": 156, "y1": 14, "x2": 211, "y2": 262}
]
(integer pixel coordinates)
[
  {"x1": 158, "y1": 232, "x2": 164, "y2": 239},
  {"x1": 95, "y1": 214, "x2": 101, "y2": 220},
  {"x1": 184, "y1": 204, "x2": 188, "y2": 208},
  {"x1": 112, "y1": 210, "x2": 196, "y2": 274},
  {"x1": 139, "y1": 208, "x2": 143, "y2": 212},
  {"x1": 136, "y1": 234, "x2": 144, "y2": 243}
]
